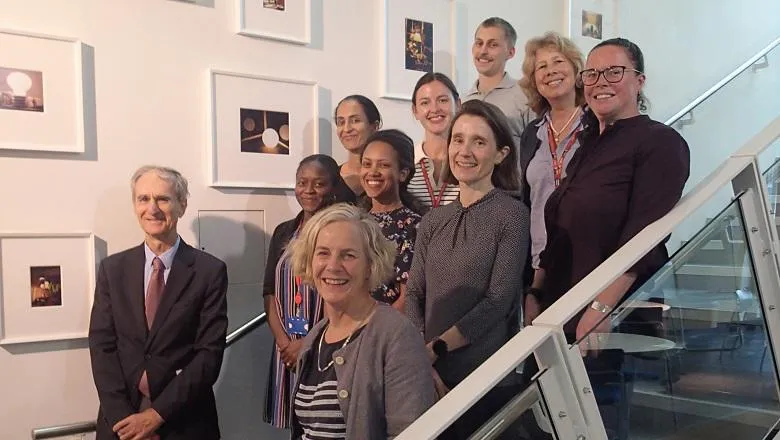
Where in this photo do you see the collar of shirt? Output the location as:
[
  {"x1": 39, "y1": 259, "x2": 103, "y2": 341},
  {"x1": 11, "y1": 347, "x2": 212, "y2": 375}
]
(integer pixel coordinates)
[
  {"x1": 465, "y1": 72, "x2": 517, "y2": 98},
  {"x1": 144, "y1": 235, "x2": 181, "y2": 271}
]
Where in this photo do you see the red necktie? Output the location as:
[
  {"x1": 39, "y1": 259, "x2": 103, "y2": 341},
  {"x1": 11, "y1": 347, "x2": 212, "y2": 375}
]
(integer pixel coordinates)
[{"x1": 139, "y1": 257, "x2": 165, "y2": 400}]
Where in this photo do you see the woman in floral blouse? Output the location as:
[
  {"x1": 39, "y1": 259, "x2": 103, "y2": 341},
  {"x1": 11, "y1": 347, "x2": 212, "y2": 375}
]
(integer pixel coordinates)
[{"x1": 360, "y1": 129, "x2": 422, "y2": 312}]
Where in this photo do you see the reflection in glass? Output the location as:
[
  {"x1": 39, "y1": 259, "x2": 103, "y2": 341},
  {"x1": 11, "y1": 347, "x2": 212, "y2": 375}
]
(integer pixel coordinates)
[{"x1": 573, "y1": 198, "x2": 780, "y2": 439}]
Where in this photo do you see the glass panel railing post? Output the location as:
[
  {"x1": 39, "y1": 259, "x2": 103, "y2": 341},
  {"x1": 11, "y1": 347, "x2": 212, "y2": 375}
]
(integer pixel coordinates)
[
  {"x1": 533, "y1": 330, "x2": 609, "y2": 440},
  {"x1": 734, "y1": 168, "x2": 780, "y2": 396}
]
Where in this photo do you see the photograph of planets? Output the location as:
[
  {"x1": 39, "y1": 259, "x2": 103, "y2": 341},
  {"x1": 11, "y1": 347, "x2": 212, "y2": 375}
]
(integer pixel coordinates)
[
  {"x1": 0, "y1": 66, "x2": 44, "y2": 112},
  {"x1": 240, "y1": 108, "x2": 290, "y2": 155}
]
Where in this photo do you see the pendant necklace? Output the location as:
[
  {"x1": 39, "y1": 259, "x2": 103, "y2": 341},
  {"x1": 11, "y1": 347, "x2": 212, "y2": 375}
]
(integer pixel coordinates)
[
  {"x1": 550, "y1": 107, "x2": 580, "y2": 143},
  {"x1": 316, "y1": 302, "x2": 376, "y2": 372}
]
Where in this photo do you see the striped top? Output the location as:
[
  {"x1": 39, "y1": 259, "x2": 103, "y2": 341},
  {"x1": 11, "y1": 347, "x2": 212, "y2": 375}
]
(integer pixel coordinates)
[
  {"x1": 407, "y1": 157, "x2": 459, "y2": 210},
  {"x1": 294, "y1": 327, "x2": 364, "y2": 440}
]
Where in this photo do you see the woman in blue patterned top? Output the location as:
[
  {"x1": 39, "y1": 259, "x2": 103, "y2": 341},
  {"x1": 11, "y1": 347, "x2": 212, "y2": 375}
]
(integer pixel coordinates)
[
  {"x1": 263, "y1": 155, "x2": 355, "y2": 429},
  {"x1": 359, "y1": 129, "x2": 422, "y2": 312}
]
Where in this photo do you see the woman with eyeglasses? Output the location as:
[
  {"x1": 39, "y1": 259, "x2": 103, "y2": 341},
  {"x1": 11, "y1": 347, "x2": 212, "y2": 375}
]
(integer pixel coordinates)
[
  {"x1": 517, "y1": 32, "x2": 586, "y2": 326},
  {"x1": 537, "y1": 38, "x2": 690, "y2": 438}
]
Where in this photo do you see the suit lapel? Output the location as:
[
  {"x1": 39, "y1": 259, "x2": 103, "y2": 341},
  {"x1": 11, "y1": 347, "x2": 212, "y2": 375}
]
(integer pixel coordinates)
[
  {"x1": 127, "y1": 245, "x2": 148, "y2": 337},
  {"x1": 147, "y1": 241, "x2": 196, "y2": 346}
]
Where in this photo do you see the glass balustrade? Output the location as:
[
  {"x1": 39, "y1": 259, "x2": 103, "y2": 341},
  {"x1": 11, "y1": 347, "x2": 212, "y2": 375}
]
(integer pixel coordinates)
[{"x1": 571, "y1": 198, "x2": 780, "y2": 440}]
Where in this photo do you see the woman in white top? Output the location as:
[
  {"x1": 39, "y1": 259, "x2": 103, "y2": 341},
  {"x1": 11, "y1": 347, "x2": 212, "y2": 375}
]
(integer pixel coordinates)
[{"x1": 408, "y1": 72, "x2": 461, "y2": 213}]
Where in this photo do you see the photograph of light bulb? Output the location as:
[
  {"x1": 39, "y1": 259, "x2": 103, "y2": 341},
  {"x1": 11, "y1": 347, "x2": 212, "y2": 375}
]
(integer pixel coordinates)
[
  {"x1": 240, "y1": 108, "x2": 290, "y2": 155},
  {"x1": 0, "y1": 66, "x2": 44, "y2": 112}
]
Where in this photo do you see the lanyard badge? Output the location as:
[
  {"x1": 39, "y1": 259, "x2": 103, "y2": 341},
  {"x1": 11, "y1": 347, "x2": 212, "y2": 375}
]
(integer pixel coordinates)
[{"x1": 285, "y1": 276, "x2": 309, "y2": 336}]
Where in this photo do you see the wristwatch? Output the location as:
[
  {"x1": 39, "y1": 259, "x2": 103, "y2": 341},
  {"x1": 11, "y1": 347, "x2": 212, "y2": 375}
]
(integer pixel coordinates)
[
  {"x1": 432, "y1": 338, "x2": 448, "y2": 360},
  {"x1": 590, "y1": 300, "x2": 613, "y2": 314}
]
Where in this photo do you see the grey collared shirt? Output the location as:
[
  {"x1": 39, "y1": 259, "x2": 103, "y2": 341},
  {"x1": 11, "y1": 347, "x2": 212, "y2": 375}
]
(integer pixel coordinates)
[
  {"x1": 143, "y1": 236, "x2": 180, "y2": 296},
  {"x1": 463, "y1": 72, "x2": 535, "y2": 148}
]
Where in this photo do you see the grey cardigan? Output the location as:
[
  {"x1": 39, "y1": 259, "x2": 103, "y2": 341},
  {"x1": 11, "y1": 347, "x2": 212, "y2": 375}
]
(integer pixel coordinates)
[{"x1": 290, "y1": 303, "x2": 436, "y2": 439}]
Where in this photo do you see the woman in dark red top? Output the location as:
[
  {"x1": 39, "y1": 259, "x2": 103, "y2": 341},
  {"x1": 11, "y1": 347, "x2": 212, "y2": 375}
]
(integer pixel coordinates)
[{"x1": 538, "y1": 38, "x2": 690, "y2": 340}]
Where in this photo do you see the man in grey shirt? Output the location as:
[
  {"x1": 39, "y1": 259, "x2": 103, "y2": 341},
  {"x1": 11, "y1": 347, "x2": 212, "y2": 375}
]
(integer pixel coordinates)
[{"x1": 463, "y1": 17, "x2": 534, "y2": 150}]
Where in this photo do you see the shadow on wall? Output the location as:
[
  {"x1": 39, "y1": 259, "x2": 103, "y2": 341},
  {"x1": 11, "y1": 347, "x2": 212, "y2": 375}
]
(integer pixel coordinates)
[
  {"x1": 317, "y1": 86, "x2": 334, "y2": 157},
  {"x1": 192, "y1": 213, "x2": 270, "y2": 332},
  {"x1": 214, "y1": 318, "x2": 288, "y2": 440}
]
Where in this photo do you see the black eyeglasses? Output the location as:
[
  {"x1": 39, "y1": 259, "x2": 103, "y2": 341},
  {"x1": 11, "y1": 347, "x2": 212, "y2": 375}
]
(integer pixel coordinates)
[{"x1": 578, "y1": 65, "x2": 643, "y2": 86}]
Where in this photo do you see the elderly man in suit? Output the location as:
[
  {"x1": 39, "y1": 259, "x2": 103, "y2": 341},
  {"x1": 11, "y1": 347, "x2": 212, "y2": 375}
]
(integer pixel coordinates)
[{"x1": 89, "y1": 165, "x2": 228, "y2": 440}]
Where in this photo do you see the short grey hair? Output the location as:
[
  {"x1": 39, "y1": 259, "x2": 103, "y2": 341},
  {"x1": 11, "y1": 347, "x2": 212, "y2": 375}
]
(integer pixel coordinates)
[
  {"x1": 477, "y1": 17, "x2": 517, "y2": 48},
  {"x1": 130, "y1": 165, "x2": 190, "y2": 203}
]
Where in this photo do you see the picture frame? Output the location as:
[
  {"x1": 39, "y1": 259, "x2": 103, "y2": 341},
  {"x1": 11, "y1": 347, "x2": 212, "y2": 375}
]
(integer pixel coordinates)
[
  {"x1": 380, "y1": 0, "x2": 454, "y2": 101},
  {"x1": 0, "y1": 28, "x2": 86, "y2": 153},
  {"x1": 0, "y1": 232, "x2": 97, "y2": 345},
  {"x1": 566, "y1": 0, "x2": 616, "y2": 54},
  {"x1": 208, "y1": 69, "x2": 319, "y2": 189},
  {"x1": 237, "y1": 0, "x2": 311, "y2": 45}
]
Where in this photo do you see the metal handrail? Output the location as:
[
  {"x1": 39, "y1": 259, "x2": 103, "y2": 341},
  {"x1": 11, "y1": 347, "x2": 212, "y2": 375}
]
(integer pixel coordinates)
[
  {"x1": 31, "y1": 311, "x2": 269, "y2": 438},
  {"x1": 226, "y1": 311, "x2": 268, "y2": 346},
  {"x1": 32, "y1": 421, "x2": 96, "y2": 439},
  {"x1": 665, "y1": 36, "x2": 779, "y2": 126}
]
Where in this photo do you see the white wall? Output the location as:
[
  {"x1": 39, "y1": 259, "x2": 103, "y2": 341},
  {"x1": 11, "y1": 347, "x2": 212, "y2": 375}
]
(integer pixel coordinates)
[
  {"x1": 614, "y1": 0, "x2": 780, "y2": 247},
  {"x1": 0, "y1": 0, "x2": 564, "y2": 438}
]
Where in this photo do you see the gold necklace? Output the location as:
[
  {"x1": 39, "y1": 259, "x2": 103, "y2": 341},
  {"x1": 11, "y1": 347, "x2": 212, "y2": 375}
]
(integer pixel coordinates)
[
  {"x1": 316, "y1": 302, "x2": 376, "y2": 372},
  {"x1": 550, "y1": 108, "x2": 580, "y2": 142}
]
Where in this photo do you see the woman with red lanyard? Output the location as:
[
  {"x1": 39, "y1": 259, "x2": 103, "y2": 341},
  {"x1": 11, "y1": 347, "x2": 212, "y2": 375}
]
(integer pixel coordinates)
[
  {"x1": 408, "y1": 72, "x2": 462, "y2": 213},
  {"x1": 262, "y1": 154, "x2": 355, "y2": 429},
  {"x1": 517, "y1": 32, "x2": 586, "y2": 325}
]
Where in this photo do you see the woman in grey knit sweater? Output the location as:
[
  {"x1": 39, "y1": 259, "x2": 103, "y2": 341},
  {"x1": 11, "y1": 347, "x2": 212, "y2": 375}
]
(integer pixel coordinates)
[{"x1": 406, "y1": 100, "x2": 530, "y2": 439}]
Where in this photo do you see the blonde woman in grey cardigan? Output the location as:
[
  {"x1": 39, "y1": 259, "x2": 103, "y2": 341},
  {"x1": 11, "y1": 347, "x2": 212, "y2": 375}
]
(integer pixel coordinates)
[{"x1": 288, "y1": 203, "x2": 435, "y2": 439}]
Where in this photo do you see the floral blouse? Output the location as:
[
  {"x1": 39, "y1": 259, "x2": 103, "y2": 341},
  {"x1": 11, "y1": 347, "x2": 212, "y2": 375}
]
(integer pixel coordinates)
[{"x1": 370, "y1": 206, "x2": 422, "y2": 304}]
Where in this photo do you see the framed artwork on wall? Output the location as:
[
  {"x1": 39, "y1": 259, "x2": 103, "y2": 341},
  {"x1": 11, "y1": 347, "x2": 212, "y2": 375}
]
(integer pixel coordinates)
[
  {"x1": 380, "y1": 0, "x2": 454, "y2": 101},
  {"x1": 208, "y1": 70, "x2": 319, "y2": 189},
  {"x1": 0, "y1": 232, "x2": 97, "y2": 345},
  {"x1": 237, "y1": 0, "x2": 311, "y2": 45},
  {"x1": 566, "y1": 0, "x2": 617, "y2": 54},
  {"x1": 0, "y1": 29, "x2": 86, "y2": 153}
]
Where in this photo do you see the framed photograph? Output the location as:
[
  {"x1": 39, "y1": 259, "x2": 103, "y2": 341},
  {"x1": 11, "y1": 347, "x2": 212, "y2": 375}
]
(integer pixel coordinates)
[
  {"x1": 237, "y1": 0, "x2": 311, "y2": 45},
  {"x1": 567, "y1": 0, "x2": 616, "y2": 53},
  {"x1": 0, "y1": 233, "x2": 97, "y2": 345},
  {"x1": 208, "y1": 70, "x2": 318, "y2": 189},
  {"x1": 380, "y1": 0, "x2": 454, "y2": 101},
  {"x1": 0, "y1": 29, "x2": 86, "y2": 153},
  {"x1": 581, "y1": 10, "x2": 603, "y2": 40}
]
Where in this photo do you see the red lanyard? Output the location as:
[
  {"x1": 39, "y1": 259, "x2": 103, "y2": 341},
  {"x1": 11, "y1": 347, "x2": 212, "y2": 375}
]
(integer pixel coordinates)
[
  {"x1": 420, "y1": 157, "x2": 449, "y2": 208},
  {"x1": 546, "y1": 124, "x2": 580, "y2": 187}
]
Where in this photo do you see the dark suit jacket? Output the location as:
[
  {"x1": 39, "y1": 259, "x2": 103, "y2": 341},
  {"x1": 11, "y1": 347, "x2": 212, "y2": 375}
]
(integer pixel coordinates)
[{"x1": 88, "y1": 240, "x2": 228, "y2": 440}]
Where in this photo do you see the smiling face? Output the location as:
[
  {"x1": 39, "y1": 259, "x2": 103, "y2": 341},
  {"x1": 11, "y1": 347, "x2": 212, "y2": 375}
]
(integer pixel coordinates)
[
  {"x1": 584, "y1": 45, "x2": 645, "y2": 126},
  {"x1": 472, "y1": 25, "x2": 515, "y2": 77},
  {"x1": 360, "y1": 141, "x2": 407, "y2": 203},
  {"x1": 533, "y1": 46, "x2": 578, "y2": 104},
  {"x1": 295, "y1": 162, "x2": 334, "y2": 216},
  {"x1": 133, "y1": 171, "x2": 187, "y2": 244},
  {"x1": 448, "y1": 114, "x2": 509, "y2": 189},
  {"x1": 412, "y1": 80, "x2": 460, "y2": 137},
  {"x1": 335, "y1": 100, "x2": 379, "y2": 154},
  {"x1": 312, "y1": 220, "x2": 371, "y2": 308}
]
